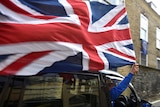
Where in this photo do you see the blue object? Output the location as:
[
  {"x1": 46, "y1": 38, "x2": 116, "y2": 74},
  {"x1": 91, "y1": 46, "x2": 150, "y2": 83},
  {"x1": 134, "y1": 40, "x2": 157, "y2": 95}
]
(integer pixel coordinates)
[
  {"x1": 142, "y1": 103, "x2": 151, "y2": 107},
  {"x1": 111, "y1": 101, "x2": 114, "y2": 107},
  {"x1": 110, "y1": 73, "x2": 133, "y2": 101}
]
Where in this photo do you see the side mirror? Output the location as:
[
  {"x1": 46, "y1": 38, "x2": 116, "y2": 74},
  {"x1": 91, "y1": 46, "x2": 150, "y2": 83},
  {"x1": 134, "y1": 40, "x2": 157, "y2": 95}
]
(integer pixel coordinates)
[{"x1": 141, "y1": 100, "x2": 152, "y2": 107}]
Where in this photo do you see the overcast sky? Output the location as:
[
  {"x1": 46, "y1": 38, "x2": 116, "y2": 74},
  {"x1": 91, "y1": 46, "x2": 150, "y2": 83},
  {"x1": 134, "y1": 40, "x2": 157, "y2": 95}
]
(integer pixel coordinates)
[
  {"x1": 146, "y1": 0, "x2": 160, "y2": 15},
  {"x1": 152, "y1": 0, "x2": 160, "y2": 10}
]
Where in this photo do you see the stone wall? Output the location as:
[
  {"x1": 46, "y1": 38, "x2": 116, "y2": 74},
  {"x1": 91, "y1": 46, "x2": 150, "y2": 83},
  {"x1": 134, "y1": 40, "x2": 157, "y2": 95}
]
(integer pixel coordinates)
[
  {"x1": 118, "y1": 65, "x2": 160, "y2": 101},
  {"x1": 132, "y1": 65, "x2": 160, "y2": 101}
]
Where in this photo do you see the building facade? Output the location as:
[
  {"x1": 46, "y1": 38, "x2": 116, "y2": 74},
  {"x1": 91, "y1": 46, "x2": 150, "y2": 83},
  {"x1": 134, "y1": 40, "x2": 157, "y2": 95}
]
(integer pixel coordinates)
[
  {"x1": 125, "y1": 0, "x2": 160, "y2": 101},
  {"x1": 110, "y1": 0, "x2": 160, "y2": 101},
  {"x1": 92, "y1": 0, "x2": 160, "y2": 101}
]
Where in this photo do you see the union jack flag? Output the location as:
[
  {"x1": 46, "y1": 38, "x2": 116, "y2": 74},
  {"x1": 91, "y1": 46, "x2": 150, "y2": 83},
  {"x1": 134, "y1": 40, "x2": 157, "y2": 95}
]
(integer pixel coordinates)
[{"x1": 0, "y1": 0, "x2": 136, "y2": 76}]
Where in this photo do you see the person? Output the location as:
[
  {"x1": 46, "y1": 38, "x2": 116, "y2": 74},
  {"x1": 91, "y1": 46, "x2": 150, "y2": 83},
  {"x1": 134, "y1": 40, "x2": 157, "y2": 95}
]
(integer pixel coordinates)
[{"x1": 108, "y1": 63, "x2": 139, "y2": 101}]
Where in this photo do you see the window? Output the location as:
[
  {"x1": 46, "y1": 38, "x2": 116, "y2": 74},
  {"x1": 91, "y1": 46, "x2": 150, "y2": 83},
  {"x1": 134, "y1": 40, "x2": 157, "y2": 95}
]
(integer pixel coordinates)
[
  {"x1": 108, "y1": 78, "x2": 139, "y2": 107},
  {"x1": 140, "y1": 14, "x2": 148, "y2": 41},
  {"x1": 23, "y1": 73, "x2": 99, "y2": 107},
  {"x1": 140, "y1": 28, "x2": 147, "y2": 40},
  {"x1": 0, "y1": 76, "x2": 26, "y2": 107},
  {"x1": 140, "y1": 53, "x2": 148, "y2": 66},
  {"x1": 156, "y1": 28, "x2": 160, "y2": 49},
  {"x1": 140, "y1": 14, "x2": 148, "y2": 66},
  {"x1": 157, "y1": 58, "x2": 160, "y2": 69},
  {"x1": 0, "y1": 72, "x2": 107, "y2": 107}
]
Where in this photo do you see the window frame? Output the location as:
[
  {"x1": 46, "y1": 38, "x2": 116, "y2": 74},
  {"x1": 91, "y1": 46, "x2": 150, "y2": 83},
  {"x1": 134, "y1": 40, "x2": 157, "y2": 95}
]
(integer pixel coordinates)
[
  {"x1": 156, "y1": 28, "x2": 160, "y2": 49},
  {"x1": 140, "y1": 52, "x2": 148, "y2": 66},
  {"x1": 140, "y1": 14, "x2": 148, "y2": 42},
  {"x1": 157, "y1": 57, "x2": 160, "y2": 69},
  {"x1": 140, "y1": 14, "x2": 148, "y2": 66}
]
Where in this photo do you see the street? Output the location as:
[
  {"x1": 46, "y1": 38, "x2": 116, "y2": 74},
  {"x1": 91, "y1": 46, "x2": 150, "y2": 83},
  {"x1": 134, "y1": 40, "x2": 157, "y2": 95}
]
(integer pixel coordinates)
[{"x1": 151, "y1": 100, "x2": 160, "y2": 107}]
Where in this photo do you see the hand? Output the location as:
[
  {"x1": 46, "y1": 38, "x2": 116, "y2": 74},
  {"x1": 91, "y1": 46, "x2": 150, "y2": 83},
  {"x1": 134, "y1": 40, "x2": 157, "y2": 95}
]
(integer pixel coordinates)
[{"x1": 130, "y1": 63, "x2": 139, "y2": 75}]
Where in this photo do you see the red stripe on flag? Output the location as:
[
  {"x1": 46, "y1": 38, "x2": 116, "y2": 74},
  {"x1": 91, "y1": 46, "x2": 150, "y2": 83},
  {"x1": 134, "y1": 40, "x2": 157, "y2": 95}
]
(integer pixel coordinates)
[
  {"x1": 105, "y1": 8, "x2": 126, "y2": 27},
  {"x1": 0, "y1": 23, "x2": 131, "y2": 45},
  {"x1": 1, "y1": 0, "x2": 56, "y2": 19},
  {"x1": 108, "y1": 48, "x2": 136, "y2": 60},
  {"x1": 83, "y1": 45, "x2": 104, "y2": 70},
  {"x1": 0, "y1": 51, "x2": 51, "y2": 75},
  {"x1": 1, "y1": 0, "x2": 31, "y2": 15},
  {"x1": 90, "y1": 29, "x2": 131, "y2": 45}
]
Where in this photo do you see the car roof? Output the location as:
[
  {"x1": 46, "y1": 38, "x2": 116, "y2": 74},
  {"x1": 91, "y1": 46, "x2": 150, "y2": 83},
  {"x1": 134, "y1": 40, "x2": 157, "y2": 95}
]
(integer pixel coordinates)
[
  {"x1": 99, "y1": 69, "x2": 124, "y2": 79},
  {"x1": 99, "y1": 69, "x2": 133, "y2": 87}
]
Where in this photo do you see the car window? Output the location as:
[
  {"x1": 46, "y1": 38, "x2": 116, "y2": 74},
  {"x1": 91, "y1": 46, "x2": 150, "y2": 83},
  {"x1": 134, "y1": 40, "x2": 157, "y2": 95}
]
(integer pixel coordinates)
[
  {"x1": 111, "y1": 79, "x2": 138, "y2": 107},
  {"x1": 0, "y1": 72, "x2": 108, "y2": 107}
]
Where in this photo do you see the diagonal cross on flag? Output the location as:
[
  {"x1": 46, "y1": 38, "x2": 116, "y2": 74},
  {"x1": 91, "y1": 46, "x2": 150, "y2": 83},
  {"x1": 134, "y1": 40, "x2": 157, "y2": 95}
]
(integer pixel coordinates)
[{"x1": 0, "y1": 0, "x2": 136, "y2": 75}]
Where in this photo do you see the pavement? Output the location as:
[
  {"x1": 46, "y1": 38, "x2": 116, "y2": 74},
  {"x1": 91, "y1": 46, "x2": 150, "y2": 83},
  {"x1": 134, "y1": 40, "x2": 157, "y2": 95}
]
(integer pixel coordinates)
[
  {"x1": 151, "y1": 100, "x2": 160, "y2": 107},
  {"x1": 146, "y1": 95, "x2": 160, "y2": 107}
]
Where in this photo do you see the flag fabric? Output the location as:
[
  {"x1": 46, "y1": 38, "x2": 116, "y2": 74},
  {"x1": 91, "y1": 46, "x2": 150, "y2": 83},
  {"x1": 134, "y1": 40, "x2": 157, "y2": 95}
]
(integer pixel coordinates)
[
  {"x1": 141, "y1": 39, "x2": 148, "y2": 55},
  {"x1": 0, "y1": 0, "x2": 136, "y2": 76}
]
